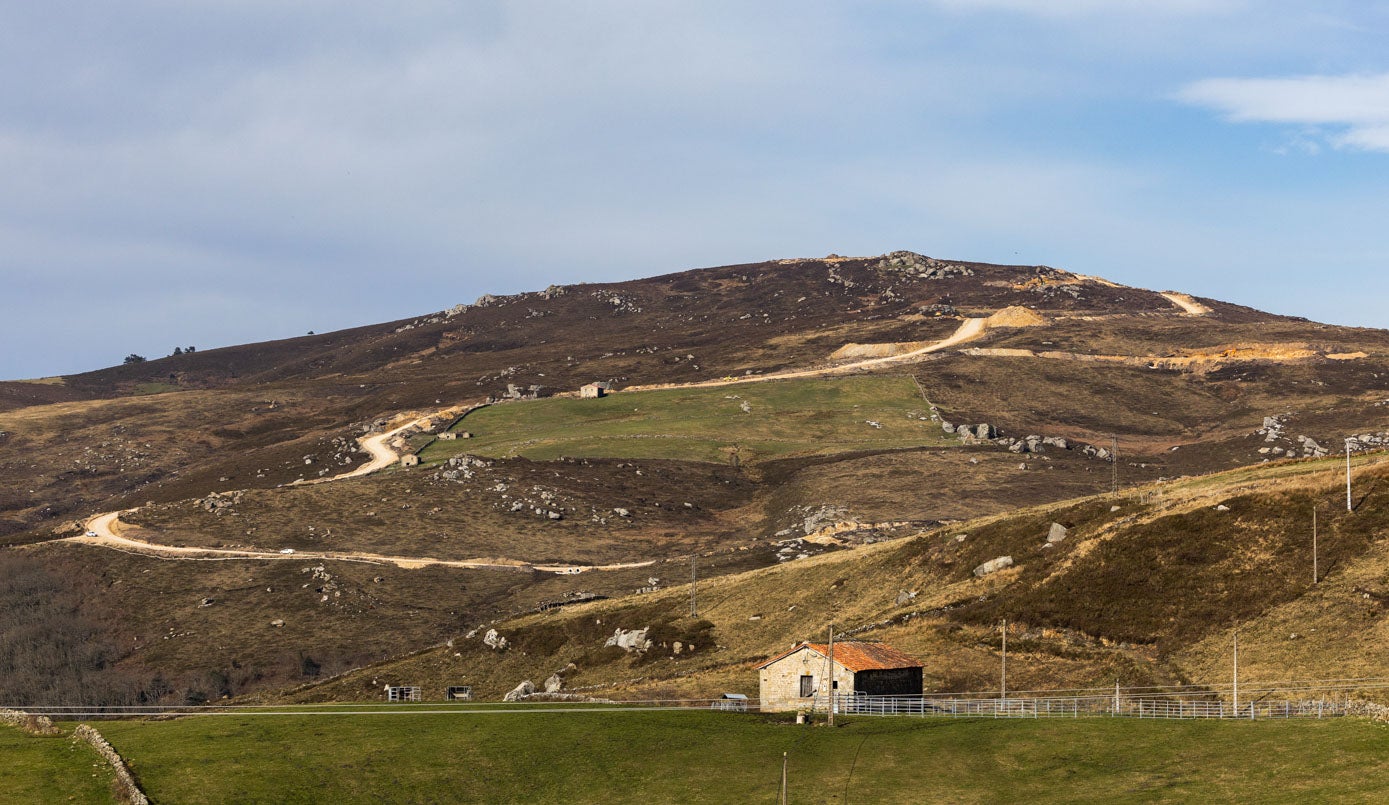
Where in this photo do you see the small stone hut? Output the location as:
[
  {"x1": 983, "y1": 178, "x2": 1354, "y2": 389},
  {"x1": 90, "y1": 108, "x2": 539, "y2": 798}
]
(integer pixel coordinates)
[
  {"x1": 757, "y1": 641, "x2": 922, "y2": 712},
  {"x1": 580, "y1": 382, "x2": 612, "y2": 399},
  {"x1": 400, "y1": 454, "x2": 420, "y2": 467}
]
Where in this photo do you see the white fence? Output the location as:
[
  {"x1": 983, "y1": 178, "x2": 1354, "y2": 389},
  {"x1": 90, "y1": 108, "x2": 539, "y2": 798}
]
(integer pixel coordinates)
[{"x1": 815, "y1": 692, "x2": 1351, "y2": 720}]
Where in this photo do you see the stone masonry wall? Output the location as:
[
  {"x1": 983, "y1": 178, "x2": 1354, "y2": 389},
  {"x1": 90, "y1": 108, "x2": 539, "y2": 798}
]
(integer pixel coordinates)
[{"x1": 73, "y1": 724, "x2": 150, "y2": 805}]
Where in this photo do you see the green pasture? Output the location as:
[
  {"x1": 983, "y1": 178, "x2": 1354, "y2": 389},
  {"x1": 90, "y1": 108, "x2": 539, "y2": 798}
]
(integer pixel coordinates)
[
  {"x1": 95, "y1": 710, "x2": 1389, "y2": 804},
  {"x1": 0, "y1": 725, "x2": 118, "y2": 804},
  {"x1": 421, "y1": 375, "x2": 947, "y2": 465}
]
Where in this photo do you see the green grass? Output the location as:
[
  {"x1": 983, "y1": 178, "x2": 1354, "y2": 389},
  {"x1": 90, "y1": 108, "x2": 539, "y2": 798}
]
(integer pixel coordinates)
[
  {"x1": 132, "y1": 381, "x2": 181, "y2": 395},
  {"x1": 97, "y1": 711, "x2": 1389, "y2": 804},
  {"x1": 421, "y1": 375, "x2": 947, "y2": 465},
  {"x1": 0, "y1": 725, "x2": 119, "y2": 804}
]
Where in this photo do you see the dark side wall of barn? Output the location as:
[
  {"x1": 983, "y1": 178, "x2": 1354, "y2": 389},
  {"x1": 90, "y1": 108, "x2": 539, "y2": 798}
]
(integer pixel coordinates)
[{"x1": 853, "y1": 668, "x2": 923, "y2": 696}]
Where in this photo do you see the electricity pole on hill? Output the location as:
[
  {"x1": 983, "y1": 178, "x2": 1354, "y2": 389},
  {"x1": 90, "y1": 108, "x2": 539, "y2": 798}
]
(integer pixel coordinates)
[
  {"x1": 1346, "y1": 439, "x2": 1354, "y2": 512},
  {"x1": 1232, "y1": 628, "x2": 1240, "y2": 716},
  {"x1": 1000, "y1": 619, "x2": 1008, "y2": 700},
  {"x1": 689, "y1": 555, "x2": 697, "y2": 618},
  {"x1": 1111, "y1": 436, "x2": 1119, "y2": 495},
  {"x1": 827, "y1": 624, "x2": 836, "y2": 727}
]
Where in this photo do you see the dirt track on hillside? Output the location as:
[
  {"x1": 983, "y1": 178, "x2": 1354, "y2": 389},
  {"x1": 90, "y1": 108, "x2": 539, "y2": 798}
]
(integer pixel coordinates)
[
  {"x1": 58, "y1": 318, "x2": 992, "y2": 570},
  {"x1": 58, "y1": 302, "x2": 1232, "y2": 570},
  {"x1": 70, "y1": 511, "x2": 655, "y2": 574},
  {"x1": 626, "y1": 315, "x2": 988, "y2": 393},
  {"x1": 292, "y1": 406, "x2": 470, "y2": 487},
  {"x1": 1160, "y1": 292, "x2": 1212, "y2": 316}
]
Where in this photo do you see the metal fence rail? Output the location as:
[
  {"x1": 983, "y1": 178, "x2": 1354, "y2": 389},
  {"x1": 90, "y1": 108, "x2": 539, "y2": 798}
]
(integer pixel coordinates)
[{"x1": 815, "y1": 694, "x2": 1351, "y2": 720}]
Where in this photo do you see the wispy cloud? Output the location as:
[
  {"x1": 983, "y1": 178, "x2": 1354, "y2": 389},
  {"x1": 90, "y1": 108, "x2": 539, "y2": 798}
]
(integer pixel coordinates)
[
  {"x1": 1178, "y1": 72, "x2": 1389, "y2": 152},
  {"x1": 927, "y1": 0, "x2": 1243, "y2": 17}
]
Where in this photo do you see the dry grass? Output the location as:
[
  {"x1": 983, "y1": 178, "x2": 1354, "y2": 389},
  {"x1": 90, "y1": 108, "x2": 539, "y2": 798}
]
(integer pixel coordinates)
[{"x1": 291, "y1": 458, "x2": 1389, "y2": 703}]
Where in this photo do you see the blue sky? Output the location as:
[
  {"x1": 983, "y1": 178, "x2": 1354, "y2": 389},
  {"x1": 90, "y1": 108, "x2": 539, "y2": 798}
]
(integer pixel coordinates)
[{"x1": 4, "y1": 1, "x2": 1389, "y2": 379}]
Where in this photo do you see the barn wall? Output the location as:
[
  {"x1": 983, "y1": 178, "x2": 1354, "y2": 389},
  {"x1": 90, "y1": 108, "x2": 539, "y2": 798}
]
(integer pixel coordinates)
[
  {"x1": 853, "y1": 667, "x2": 923, "y2": 697},
  {"x1": 758, "y1": 648, "x2": 856, "y2": 712}
]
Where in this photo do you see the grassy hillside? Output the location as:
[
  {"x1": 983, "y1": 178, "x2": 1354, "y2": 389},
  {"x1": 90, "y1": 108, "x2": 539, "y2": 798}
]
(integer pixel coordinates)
[
  {"x1": 124, "y1": 457, "x2": 761, "y2": 564},
  {"x1": 421, "y1": 375, "x2": 948, "y2": 465},
  {"x1": 291, "y1": 453, "x2": 1389, "y2": 704},
  {"x1": 96, "y1": 710, "x2": 1389, "y2": 804},
  {"x1": 8, "y1": 250, "x2": 1389, "y2": 712}
]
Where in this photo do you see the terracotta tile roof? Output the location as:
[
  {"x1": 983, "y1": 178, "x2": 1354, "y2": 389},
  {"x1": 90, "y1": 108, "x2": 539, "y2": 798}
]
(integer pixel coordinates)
[{"x1": 757, "y1": 641, "x2": 922, "y2": 672}]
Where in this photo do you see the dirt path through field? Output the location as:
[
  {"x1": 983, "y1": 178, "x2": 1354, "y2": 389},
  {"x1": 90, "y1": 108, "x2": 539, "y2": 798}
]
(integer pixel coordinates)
[
  {"x1": 1160, "y1": 292, "x2": 1212, "y2": 316},
  {"x1": 61, "y1": 317, "x2": 992, "y2": 568},
  {"x1": 626, "y1": 315, "x2": 988, "y2": 392},
  {"x1": 70, "y1": 511, "x2": 654, "y2": 573},
  {"x1": 292, "y1": 406, "x2": 471, "y2": 487}
]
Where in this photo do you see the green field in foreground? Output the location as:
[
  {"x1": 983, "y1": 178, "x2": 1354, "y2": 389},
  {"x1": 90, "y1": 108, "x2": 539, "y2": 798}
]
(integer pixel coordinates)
[
  {"x1": 0, "y1": 726, "x2": 117, "y2": 804},
  {"x1": 97, "y1": 711, "x2": 1389, "y2": 804},
  {"x1": 421, "y1": 375, "x2": 946, "y2": 465}
]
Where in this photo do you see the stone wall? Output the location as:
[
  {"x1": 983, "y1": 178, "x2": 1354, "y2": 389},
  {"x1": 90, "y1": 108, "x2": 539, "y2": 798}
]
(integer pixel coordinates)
[
  {"x1": 0, "y1": 707, "x2": 59, "y2": 736},
  {"x1": 1345, "y1": 699, "x2": 1389, "y2": 721},
  {"x1": 73, "y1": 724, "x2": 150, "y2": 805}
]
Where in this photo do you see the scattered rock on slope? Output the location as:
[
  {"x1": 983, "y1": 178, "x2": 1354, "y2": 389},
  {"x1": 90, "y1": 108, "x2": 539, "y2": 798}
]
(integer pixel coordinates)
[
  {"x1": 973, "y1": 556, "x2": 1014, "y2": 577},
  {"x1": 604, "y1": 627, "x2": 652, "y2": 652},
  {"x1": 503, "y1": 680, "x2": 535, "y2": 702}
]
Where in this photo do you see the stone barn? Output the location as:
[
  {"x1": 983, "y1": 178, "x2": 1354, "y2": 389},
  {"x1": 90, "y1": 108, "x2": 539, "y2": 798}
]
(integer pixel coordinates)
[
  {"x1": 580, "y1": 382, "x2": 611, "y2": 399},
  {"x1": 400, "y1": 454, "x2": 420, "y2": 467},
  {"x1": 757, "y1": 641, "x2": 922, "y2": 712}
]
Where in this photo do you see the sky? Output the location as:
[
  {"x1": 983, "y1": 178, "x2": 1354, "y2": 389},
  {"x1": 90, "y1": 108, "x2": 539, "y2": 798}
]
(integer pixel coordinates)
[{"x1": 4, "y1": 1, "x2": 1389, "y2": 379}]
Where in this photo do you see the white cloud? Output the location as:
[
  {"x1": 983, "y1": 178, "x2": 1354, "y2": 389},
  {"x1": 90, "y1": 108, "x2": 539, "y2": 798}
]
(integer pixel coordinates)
[
  {"x1": 926, "y1": 0, "x2": 1243, "y2": 17},
  {"x1": 1178, "y1": 72, "x2": 1389, "y2": 152}
]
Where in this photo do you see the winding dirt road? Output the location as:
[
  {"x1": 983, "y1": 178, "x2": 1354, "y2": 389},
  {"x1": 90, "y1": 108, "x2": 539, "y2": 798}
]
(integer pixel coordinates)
[
  {"x1": 1160, "y1": 292, "x2": 1212, "y2": 317},
  {"x1": 293, "y1": 406, "x2": 469, "y2": 487},
  {"x1": 63, "y1": 315, "x2": 993, "y2": 571},
  {"x1": 73, "y1": 511, "x2": 654, "y2": 574},
  {"x1": 626, "y1": 315, "x2": 988, "y2": 392}
]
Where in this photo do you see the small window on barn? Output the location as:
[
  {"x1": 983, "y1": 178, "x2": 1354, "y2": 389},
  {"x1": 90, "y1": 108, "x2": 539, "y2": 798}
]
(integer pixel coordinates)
[{"x1": 800, "y1": 675, "x2": 815, "y2": 697}]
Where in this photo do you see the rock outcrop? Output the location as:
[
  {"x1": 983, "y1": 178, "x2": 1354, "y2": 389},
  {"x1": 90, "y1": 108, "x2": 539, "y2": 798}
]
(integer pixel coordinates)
[
  {"x1": 973, "y1": 556, "x2": 1014, "y2": 577},
  {"x1": 604, "y1": 627, "x2": 652, "y2": 652},
  {"x1": 503, "y1": 680, "x2": 535, "y2": 702}
]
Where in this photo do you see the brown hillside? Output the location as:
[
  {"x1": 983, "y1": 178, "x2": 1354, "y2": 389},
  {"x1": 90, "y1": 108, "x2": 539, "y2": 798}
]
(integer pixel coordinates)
[{"x1": 4, "y1": 249, "x2": 1389, "y2": 708}]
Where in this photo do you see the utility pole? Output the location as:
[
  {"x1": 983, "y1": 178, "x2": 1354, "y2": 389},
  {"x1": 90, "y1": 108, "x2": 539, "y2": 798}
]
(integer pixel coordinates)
[
  {"x1": 1313, "y1": 507, "x2": 1319, "y2": 585},
  {"x1": 827, "y1": 624, "x2": 836, "y2": 726},
  {"x1": 1346, "y1": 439, "x2": 1354, "y2": 513},
  {"x1": 779, "y1": 752, "x2": 788, "y2": 805},
  {"x1": 1110, "y1": 436, "x2": 1119, "y2": 495},
  {"x1": 1232, "y1": 629, "x2": 1239, "y2": 717},
  {"x1": 1000, "y1": 619, "x2": 1008, "y2": 700},
  {"x1": 689, "y1": 554, "x2": 697, "y2": 618}
]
